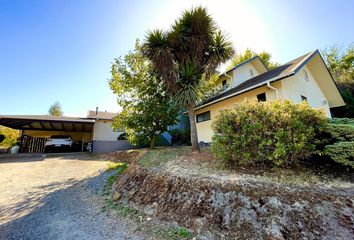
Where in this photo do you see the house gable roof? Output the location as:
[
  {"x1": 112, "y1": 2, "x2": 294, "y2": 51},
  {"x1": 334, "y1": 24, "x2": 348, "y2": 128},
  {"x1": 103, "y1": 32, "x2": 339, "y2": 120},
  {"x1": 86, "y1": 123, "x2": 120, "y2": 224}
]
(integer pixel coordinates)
[
  {"x1": 220, "y1": 55, "x2": 269, "y2": 77},
  {"x1": 195, "y1": 50, "x2": 344, "y2": 110},
  {"x1": 87, "y1": 111, "x2": 116, "y2": 120}
]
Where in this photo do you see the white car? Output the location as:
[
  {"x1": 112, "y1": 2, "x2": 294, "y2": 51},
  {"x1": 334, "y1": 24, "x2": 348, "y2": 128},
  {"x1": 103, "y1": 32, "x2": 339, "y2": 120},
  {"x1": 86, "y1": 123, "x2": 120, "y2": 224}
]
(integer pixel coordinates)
[{"x1": 44, "y1": 135, "x2": 73, "y2": 153}]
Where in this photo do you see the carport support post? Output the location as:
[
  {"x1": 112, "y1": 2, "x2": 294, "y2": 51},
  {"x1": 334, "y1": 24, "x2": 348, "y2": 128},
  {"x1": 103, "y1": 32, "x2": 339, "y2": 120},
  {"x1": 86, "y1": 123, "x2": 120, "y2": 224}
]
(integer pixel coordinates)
[{"x1": 81, "y1": 136, "x2": 84, "y2": 152}]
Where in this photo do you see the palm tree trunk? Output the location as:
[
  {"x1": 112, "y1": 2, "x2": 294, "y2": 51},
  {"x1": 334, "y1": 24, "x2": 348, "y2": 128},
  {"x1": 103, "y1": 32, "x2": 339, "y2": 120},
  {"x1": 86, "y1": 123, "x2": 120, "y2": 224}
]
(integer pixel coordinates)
[{"x1": 187, "y1": 104, "x2": 200, "y2": 152}]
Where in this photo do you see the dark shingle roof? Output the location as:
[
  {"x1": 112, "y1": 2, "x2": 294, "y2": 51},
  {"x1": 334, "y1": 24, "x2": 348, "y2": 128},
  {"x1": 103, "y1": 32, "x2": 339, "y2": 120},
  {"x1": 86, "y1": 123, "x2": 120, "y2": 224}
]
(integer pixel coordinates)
[{"x1": 197, "y1": 50, "x2": 317, "y2": 109}]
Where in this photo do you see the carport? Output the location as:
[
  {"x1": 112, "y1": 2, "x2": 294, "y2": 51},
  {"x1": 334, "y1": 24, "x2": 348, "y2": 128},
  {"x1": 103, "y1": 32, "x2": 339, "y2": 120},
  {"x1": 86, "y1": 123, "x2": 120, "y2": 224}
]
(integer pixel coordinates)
[{"x1": 0, "y1": 115, "x2": 95, "y2": 153}]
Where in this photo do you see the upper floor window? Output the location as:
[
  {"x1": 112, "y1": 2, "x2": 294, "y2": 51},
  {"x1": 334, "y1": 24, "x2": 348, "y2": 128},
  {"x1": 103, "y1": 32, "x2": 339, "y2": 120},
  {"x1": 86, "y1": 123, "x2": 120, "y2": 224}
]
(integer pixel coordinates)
[
  {"x1": 222, "y1": 80, "x2": 228, "y2": 91},
  {"x1": 249, "y1": 69, "x2": 254, "y2": 77},
  {"x1": 196, "y1": 111, "x2": 211, "y2": 123},
  {"x1": 301, "y1": 95, "x2": 307, "y2": 102},
  {"x1": 303, "y1": 69, "x2": 309, "y2": 81},
  {"x1": 257, "y1": 93, "x2": 266, "y2": 102}
]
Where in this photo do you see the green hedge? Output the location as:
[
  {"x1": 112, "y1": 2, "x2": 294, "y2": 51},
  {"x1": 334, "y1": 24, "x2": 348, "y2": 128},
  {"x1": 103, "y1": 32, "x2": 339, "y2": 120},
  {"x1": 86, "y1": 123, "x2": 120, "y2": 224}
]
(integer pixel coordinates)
[
  {"x1": 318, "y1": 118, "x2": 354, "y2": 169},
  {"x1": 211, "y1": 100, "x2": 327, "y2": 167},
  {"x1": 325, "y1": 142, "x2": 354, "y2": 168}
]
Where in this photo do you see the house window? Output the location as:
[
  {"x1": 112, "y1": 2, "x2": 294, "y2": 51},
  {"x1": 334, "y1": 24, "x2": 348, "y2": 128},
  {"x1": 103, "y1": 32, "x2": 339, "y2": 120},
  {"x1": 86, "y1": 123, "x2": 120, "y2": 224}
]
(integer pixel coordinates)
[
  {"x1": 196, "y1": 111, "x2": 211, "y2": 123},
  {"x1": 301, "y1": 95, "x2": 307, "y2": 102},
  {"x1": 222, "y1": 80, "x2": 228, "y2": 91},
  {"x1": 249, "y1": 69, "x2": 254, "y2": 77},
  {"x1": 303, "y1": 69, "x2": 309, "y2": 81},
  {"x1": 257, "y1": 93, "x2": 266, "y2": 102}
]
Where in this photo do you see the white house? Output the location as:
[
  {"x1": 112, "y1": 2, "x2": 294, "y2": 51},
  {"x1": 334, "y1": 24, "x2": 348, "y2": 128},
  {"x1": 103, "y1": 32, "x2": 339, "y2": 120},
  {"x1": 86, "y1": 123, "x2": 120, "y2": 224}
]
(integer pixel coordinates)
[{"x1": 194, "y1": 50, "x2": 346, "y2": 143}]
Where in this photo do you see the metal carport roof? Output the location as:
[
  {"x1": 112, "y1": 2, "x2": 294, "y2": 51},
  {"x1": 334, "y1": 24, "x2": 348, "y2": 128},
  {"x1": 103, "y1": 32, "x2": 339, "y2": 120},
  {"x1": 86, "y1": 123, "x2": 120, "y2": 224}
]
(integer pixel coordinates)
[{"x1": 0, "y1": 115, "x2": 95, "y2": 132}]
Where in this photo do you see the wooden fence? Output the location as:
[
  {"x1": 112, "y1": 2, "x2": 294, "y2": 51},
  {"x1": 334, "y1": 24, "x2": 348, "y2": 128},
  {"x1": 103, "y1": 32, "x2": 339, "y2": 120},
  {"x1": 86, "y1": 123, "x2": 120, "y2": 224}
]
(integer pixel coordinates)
[{"x1": 20, "y1": 136, "x2": 48, "y2": 153}]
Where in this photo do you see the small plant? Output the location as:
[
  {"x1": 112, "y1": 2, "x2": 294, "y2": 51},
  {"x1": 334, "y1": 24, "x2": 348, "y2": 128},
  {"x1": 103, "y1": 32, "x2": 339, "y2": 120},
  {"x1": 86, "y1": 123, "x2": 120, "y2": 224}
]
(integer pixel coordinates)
[
  {"x1": 176, "y1": 227, "x2": 192, "y2": 238},
  {"x1": 152, "y1": 226, "x2": 193, "y2": 240},
  {"x1": 106, "y1": 162, "x2": 128, "y2": 173}
]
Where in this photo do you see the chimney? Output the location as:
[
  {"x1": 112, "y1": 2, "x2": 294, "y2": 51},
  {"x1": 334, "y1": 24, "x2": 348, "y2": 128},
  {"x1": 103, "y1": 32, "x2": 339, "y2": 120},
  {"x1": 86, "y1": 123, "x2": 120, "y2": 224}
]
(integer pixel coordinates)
[{"x1": 96, "y1": 107, "x2": 98, "y2": 115}]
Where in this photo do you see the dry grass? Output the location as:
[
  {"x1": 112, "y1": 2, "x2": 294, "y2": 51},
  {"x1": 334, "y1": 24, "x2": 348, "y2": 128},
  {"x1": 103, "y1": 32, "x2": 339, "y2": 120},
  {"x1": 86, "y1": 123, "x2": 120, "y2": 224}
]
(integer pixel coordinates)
[{"x1": 135, "y1": 146, "x2": 354, "y2": 189}]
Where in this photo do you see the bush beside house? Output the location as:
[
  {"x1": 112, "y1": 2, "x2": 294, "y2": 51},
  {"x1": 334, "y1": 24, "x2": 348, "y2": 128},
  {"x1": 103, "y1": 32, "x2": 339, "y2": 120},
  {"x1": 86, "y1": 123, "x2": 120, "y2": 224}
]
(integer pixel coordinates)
[
  {"x1": 211, "y1": 100, "x2": 354, "y2": 169},
  {"x1": 211, "y1": 100, "x2": 328, "y2": 167},
  {"x1": 318, "y1": 118, "x2": 354, "y2": 169}
]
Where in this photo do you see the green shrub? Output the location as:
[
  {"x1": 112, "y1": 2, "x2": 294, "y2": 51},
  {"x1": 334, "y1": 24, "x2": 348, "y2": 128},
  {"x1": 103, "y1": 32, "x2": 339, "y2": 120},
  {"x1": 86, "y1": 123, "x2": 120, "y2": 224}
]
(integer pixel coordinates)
[
  {"x1": 169, "y1": 128, "x2": 191, "y2": 146},
  {"x1": 325, "y1": 142, "x2": 354, "y2": 168},
  {"x1": 211, "y1": 100, "x2": 327, "y2": 167},
  {"x1": 315, "y1": 118, "x2": 354, "y2": 169},
  {"x1": 324, "y1": 121, "x2": 354, "y2": 142}
]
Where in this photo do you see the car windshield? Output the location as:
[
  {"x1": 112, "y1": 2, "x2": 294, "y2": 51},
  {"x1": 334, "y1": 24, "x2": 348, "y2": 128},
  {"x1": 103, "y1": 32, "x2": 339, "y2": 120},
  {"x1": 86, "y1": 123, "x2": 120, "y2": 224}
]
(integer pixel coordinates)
[{"x1": 50, "y1": 135, "x2": 71, "y2": 139}]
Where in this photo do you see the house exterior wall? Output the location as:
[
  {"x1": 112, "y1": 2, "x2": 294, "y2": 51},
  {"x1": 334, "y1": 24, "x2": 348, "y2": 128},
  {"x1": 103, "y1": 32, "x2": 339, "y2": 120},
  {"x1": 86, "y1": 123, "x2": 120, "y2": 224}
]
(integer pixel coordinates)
[
  {"x1": 281, "y1": 65, "x2": 332, "y2": 117},
  {"x1": 195, "y1": 82, "x2": 281, "y2": 142},
  {"x1": 232, "y1": 62, "x2": 260, "y2": 87},
  {"x1": 92, "y1": 140, "x2": 134, "y2": 154},
  {"x1": 92, "y1": 119, "x2": 134, "y2": 153},
  {"x1": 216, "y1": 61, "x2": 265, "y2": 92},
  {"x1": 93, "y1": 119, "x2": 122, "y2": 141}
]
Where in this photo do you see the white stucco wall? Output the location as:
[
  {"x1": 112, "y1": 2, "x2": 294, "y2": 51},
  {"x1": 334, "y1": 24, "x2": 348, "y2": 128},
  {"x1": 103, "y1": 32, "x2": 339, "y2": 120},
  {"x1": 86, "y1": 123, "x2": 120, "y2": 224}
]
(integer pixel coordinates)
[
  {"x1": 281, "y1": 65, "x2": 332, "y2": 117},
  {"x1": 232, "y1": 62, "x2": 260, "y2": 87},
  {"x1": 93, "y1": 120, "x2": 122, "y2": 141},
  {"x1": 195, "y1": 82, "x2": 281, "y2": 142}
]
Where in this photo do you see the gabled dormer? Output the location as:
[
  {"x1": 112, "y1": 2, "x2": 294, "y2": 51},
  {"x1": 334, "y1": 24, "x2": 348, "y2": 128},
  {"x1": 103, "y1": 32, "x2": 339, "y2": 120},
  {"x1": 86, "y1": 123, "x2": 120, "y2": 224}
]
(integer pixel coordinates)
[{"x1": 217, "y1": 56, "x2": 268, "y2": 91}]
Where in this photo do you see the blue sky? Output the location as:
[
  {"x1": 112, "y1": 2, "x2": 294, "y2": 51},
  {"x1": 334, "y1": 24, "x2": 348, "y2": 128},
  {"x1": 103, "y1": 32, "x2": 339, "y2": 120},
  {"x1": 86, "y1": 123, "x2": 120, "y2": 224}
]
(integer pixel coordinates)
[{"x1": 0, "y1": 0, "x2": 353, "y2": 117}]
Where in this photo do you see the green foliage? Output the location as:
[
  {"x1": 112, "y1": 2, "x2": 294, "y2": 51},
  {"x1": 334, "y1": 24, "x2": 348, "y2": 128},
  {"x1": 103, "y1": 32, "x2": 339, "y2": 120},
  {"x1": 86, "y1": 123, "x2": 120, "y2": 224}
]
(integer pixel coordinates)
[
  {"x1": 143, "y1": 6, "x2": 235, "y2": 152},
  {"x1": 106, "y1": 162, "x2": 128, "y2": 173},
  {"x1": 211, "y1": 100, "x2": 327, "y2": 167},
  {"x1": 324, "y1": 142, "x2": 354, "y2": 168},
  {"x1": 227, "y1": 48, "x2": 279, "y2": 70},
  {"x1": 0, "y1": 134, "x2": 4, "y2": 143},
  {"x1": 48, "y1": 101, "x2": 63, "y2": 116},
  {"x1": 321, "y1": 44, "x2": 354, "y2": 118},
  {"x1": 109, "y1": 40, "x2": 178, "y2": 148},
  {"x1": 169, "y1": 128, "x2": 191, "y2": 146},
  {"x1": 175, "y1": 227, "x2": 192, "y2": 238},
  {"x1": 0, "y1": 126, "x2": 19, "y2": 147},
  {"x1": 316, "y1": 118, "x2": 354, "y2": 169}
]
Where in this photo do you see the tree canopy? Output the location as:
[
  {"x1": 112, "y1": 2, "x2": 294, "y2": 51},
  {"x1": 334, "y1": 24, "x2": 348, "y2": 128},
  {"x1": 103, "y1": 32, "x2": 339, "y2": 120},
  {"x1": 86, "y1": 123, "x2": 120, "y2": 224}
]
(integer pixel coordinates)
[
  {"x1": 109, "y1": 40, "x2": 178, "y2": 148},
  {"x1": 143, "y1": 6, "x2": 234, "y2": 152},
  {"x1": 322, "y1": 44, "x2": 354, "y2": 118},
  {"x1": 49, "y1": 102, "x2": 63, "y2": 116},
  {"x1": 0, "y1": 126, "x2": 19, "y2": 147},
  {"x1": 227, "y1": 48, "x2": 279, "y2": 70}
]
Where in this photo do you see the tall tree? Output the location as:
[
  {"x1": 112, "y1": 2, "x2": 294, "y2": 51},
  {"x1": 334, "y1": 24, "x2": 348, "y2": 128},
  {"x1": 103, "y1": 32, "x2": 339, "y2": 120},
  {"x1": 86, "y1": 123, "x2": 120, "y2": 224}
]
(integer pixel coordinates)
[
  {"x1": 49, "y1": 102, "x2": 63, "y2": 116},
  {"x1": 109, "y1": 40, "x2": 178, "y2": 148},
  {"x1": 143, "y1": 7, "x2": 234, "y2": 152},
  {"x1": 322, "y1": 44, "x2": 354, "y2": 118},
  {"x1": 227, "y1": 48, "x2": 279, "y2": 70}
]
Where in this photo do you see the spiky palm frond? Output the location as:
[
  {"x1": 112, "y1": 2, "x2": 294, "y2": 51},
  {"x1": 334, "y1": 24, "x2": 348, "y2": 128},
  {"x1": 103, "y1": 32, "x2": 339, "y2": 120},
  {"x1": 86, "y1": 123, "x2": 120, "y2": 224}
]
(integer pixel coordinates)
[
  {"x1": 144, "y1": 6, "x2": 234, "y2": 104},
  {"x1": 204, "y1": 31, "x2": 234, "y2": 79},
  {"x1": 174, "y1": 82, "x2": 204, "y2": 107},
  {"x1": 143, "y1": 30, "x2": 179, "y2": 93}
]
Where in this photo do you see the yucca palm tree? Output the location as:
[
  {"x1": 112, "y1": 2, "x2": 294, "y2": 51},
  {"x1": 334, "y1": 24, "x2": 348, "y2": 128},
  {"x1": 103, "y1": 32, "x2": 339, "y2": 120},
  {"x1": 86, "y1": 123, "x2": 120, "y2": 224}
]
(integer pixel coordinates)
[{"x1": 143, "y1": 7, "x2": 234, "y2": 152}]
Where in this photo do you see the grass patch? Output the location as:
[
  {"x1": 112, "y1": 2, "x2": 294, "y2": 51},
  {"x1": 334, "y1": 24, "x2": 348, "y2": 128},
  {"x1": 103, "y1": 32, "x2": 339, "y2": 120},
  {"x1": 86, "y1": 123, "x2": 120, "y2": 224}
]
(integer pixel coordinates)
[
  {"x1": 139, "y1": 146, "x2": 190, "y2": 168},
  {"x1": 106, "y1": 162, "x2": 128, "y2": 172},
  {"x1": 152, "y1": 226, "x2": 193, "y2": 240}
]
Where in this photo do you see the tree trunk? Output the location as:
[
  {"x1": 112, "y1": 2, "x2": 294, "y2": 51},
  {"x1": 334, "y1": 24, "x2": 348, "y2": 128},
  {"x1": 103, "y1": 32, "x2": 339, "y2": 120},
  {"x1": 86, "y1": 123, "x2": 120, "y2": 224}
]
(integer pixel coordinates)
[
  {"x1": 150, "y1": 134, "x2": 156, "y2": 148},
  {"x1": 187, "y1": 104, "x2": 200, "y2": 152}
]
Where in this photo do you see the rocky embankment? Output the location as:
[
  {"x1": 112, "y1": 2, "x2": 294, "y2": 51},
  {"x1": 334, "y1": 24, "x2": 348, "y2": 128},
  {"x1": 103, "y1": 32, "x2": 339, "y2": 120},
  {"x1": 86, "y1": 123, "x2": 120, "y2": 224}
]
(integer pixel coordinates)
[{"x1": 114, "y1": 164, "x2": 354, "y2": 239}]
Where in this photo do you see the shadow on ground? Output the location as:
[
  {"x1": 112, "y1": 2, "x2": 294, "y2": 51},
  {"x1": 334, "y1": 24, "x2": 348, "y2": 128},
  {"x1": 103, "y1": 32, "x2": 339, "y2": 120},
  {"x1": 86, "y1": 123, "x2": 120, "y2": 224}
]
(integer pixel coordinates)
[{"x1": 0, "y1": 170, "x2": 143, "y2": 240}]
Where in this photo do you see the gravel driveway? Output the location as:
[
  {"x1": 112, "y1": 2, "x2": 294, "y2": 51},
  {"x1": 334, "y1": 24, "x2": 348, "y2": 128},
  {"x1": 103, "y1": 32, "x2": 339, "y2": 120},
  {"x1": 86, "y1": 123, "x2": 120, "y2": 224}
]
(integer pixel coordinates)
[{"x1": 0, "y1": 153, "x2": 144, "y2": 240}]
